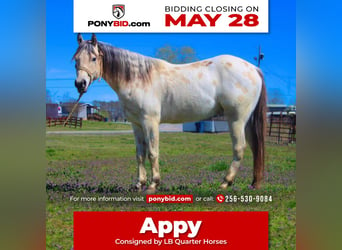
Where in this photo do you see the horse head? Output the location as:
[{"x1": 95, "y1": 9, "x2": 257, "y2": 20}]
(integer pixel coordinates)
[{"x1": 73, "y1": 33, "x2": 103, "y2": 93}]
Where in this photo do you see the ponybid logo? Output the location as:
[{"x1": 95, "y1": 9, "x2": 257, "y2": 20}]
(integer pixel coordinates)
[
  {"x1": 113, "y1": 4, "x2": 125, "y2": 19},
  {"x1": 87, "y1": 4, "x2": 150, "y2": 28}
]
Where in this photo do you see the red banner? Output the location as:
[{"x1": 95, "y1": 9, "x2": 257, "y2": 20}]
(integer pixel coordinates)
[{"x1": 74, "y1": 211, "x2": 268, "y2": 249}]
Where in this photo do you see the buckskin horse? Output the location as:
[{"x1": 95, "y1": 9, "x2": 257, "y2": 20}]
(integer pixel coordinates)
[{"x1": 73, "y1": 34, "x2": 267, "y2": 193}]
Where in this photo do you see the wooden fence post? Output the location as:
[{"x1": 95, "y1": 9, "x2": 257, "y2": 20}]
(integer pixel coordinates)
[
  {"x1": 278, "y1": 112, "x2": 282, "y2": 144},
  {"x1": 287, "y1": 114, "x2": 292, "y2": 143},
  {"x1": 292, "y1": 115, "x2": 296, "y2": 143},
  {"x1": 269, "y1": 112, "x2": 273, "y2": 136}
]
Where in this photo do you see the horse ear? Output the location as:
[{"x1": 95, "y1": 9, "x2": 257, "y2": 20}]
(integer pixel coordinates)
[
  {"x1": 91, "y1": 33, "x2": 97, "y2": 45},
  {"x1": 77, "y1": 33, "x2": 83, "y2": 45}
]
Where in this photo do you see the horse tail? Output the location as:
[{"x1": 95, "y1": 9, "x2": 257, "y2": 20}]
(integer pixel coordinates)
[{"x1": 249, "y1": 68, "x2": 267, "y2": 188}]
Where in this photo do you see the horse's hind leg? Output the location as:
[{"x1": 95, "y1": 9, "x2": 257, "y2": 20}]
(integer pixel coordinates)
[
  {"x1": 132, "y1": 123, "x2": 147, "y2": 192},
  {"x1": 220, "y1": 116, "x2": 248, "y2": 189}
]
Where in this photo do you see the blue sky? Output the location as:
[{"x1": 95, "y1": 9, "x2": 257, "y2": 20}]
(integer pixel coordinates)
[{"x1": 46, "y1": 0, "x2": 296, "y2": 104}]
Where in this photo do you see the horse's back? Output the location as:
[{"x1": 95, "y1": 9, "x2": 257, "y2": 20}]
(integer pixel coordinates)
[{"x1": 144, "y1": 55, "x2": 262, "y2": 123}]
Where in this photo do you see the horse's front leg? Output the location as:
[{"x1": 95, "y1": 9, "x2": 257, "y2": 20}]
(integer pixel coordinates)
[
  {"x1": 142, "y1": 118, "x2": 160, "y2": 194},
  {"x1": 132, "y1": 123, "x2": 147, "y2": 192}
]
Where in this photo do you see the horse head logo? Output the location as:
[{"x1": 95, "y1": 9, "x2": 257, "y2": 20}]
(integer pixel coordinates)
[{"x1": 113, "y1": 5, "x2": 125, "y2": 19}]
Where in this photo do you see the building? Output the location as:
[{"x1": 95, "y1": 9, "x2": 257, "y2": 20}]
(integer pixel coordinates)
[
  {"x1": 60, "y1": 103, "x2": 102, "y2": 120},
  {"x1": 267, "y1": 104, "x2": 296, "y2": 116},
  {"x1": 46, "y1": 103, "x2": 58, "y2": 118},
  {"x1": 183, "y1": 116, "x2": 228, "y2": 133},
  {"x1": 183, "y1": 118, "x2": 228, "y2": 133}
]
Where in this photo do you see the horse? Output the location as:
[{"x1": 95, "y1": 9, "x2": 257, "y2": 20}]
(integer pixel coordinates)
[{"x1": 73, "y1": 34, "x2": 267, "y2": 194}]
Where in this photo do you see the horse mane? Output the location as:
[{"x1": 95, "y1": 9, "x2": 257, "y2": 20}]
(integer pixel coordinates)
[
  {"x1": 72, "y1": 41, "x2": 156, "y2": 84},
  {"x1": 98, "y1": 42, "x2": 156, "y2": 83}
]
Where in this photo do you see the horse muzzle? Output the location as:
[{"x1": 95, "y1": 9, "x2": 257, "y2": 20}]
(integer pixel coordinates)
[{"x1": 75, "y1": 79, "x2": 88, "y2": 93}]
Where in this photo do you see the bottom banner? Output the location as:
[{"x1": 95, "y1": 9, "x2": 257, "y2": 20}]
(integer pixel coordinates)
[{"x1": 74, "y1": 211, "x2": 268, "y2": 249}]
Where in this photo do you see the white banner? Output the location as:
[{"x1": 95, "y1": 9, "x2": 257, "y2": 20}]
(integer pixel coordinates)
[{"x1": 74, "y1": 0, "x2": 269, "y2": 33}]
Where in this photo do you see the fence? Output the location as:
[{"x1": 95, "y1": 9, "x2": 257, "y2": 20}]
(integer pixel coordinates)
[
  {"x1": 267, "y1": 112, "x2": 296, "y2": 144},
  {"x1": 46, "y1": 117, "x2": 83, "y2": 128}
]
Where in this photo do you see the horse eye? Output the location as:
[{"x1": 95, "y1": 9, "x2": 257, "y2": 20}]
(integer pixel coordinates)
[{"x1": 92, "y1": 57, "x2": 96, "y2": 62}]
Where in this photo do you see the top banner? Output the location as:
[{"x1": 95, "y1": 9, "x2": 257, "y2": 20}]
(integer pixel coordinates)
[{"x1": 74, "y1": 0, "x2": 269, "y2": 33}]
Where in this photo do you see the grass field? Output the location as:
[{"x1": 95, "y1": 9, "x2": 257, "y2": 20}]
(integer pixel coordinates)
[{"x1": 46, "y1": 130, "x2": 296, "y2": 249}]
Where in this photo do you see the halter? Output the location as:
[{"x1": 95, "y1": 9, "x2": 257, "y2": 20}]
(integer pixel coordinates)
[
  {"x1": 76, "y1": 55, "x2": 103, "y2": 83},
  {"x1": 77, "y1": 65, "x2": 96, "y2": 83}
]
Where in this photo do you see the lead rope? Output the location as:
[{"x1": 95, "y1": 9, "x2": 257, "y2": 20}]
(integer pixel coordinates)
[
  {"x1": 63, "y1": 66, "x2": 92, "y2": 126},
  {"x1": 63, "y1": 93, "x2": 84, "y2": 127},
  {"x1": 63, "y1": 55, "x2": 103, "y2": 126}
]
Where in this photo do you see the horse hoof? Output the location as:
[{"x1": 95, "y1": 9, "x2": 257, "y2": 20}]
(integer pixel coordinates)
[
  {"x1": 133, "y1": 183, "x2": 146, "y2": 193},
  {"x1": 145, "y1": 187, "x2": 156, "y2": 194},
  {"x1": 249, "y1": 183, "x2": 261, "y2": 190},
  {"x1": 220, "y1": 180, "x2": 234, "y2": 189}
]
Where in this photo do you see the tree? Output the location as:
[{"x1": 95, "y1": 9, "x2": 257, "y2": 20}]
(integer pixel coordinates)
[
  {"x1": 61, "y1": 93, "x2": 77, "y2": 103},
  {"x1": 92, "y1": 100, "x2": 125, "y2": 122},
  {"x1": 268, "y1": 89, "x2": 285, "y2": 104},
  {"x1": 46, "y1": 89, "x2": 54, "y2": 103},
  {"x1": 156, "y1": 45, "x2": 198, "y2": 64}
]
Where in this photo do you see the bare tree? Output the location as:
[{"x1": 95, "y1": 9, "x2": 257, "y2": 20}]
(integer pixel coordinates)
[
  {"x1": 156, "y1": 45, "x2": 198, "y2": 64},
  {"x1": 93, "y1": 100, "x2": 125, "y2": 122},
  {"x1": 61, "y1": 93, "x2": 77, "y2": 103},
  {"x1": 46, "y1": 89, "x2": 55, "y2": 103},
  {"x1": 268, "y1": 89, "x2": 285, "y2": 104}
]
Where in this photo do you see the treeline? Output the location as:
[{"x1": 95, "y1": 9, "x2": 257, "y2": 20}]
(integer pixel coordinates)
[{"x1": 92, "y1": 101, "x2": 126, "y2": 122}]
